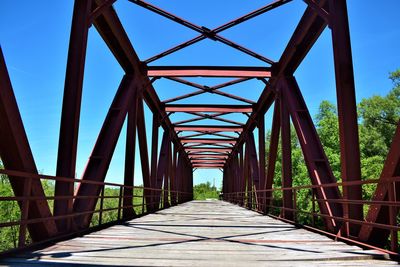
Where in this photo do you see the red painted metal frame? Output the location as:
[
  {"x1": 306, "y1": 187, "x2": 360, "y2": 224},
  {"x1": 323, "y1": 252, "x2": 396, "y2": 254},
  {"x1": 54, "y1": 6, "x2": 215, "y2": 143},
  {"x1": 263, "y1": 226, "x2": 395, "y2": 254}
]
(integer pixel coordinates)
[
  {"x1": 280, "y1": 76, "x2": 343, "y2": 232},
  {"x1": 264, "y1": 100, "x2": 280, "y2": 212},
  {"x1": 73, "y1": 74, "x2": 139, "y2": 228},
  {"x1": 329, "y1": 0, "x2": 363, "y2": 236},
  {"x1": 1, "y1": 0, "x2": 396, "y2": 255},
  {"x1": 0, "y1": 48, "x2": 58, "y2": 241},
  {"x1": 123, "y1": 88, "x2": 138, "y2": 219},
  {"x1": 175, "y1": 126, "x2": 243, "y2": 133},
  {"x1": 129, "y1": 0, "x2": 284, "y2": 64},
  {"x1": 55, "y1": 0, "x2": 93, "y2": 232},
  {"x1": 149, "y1": 113, "x2": 159, "y2": 211},
  {"x1": 280, "y1": 91, "x2": 294, "y2": 220},
  {"x1": 147, "y1": 66, "x2": 272, "y2": 78},
  {"x1": 162, "y1": 77, "x2": 255, "y2": 104},
  {"x1": 166, "y1": 104, "x2": 253, "y2": 113},
  {"x1": 358, "y1": 122, "x2": 400, "y2": 248},
  {"x1": 141, "y1": 0, "x2": 291, "y2": 64}
]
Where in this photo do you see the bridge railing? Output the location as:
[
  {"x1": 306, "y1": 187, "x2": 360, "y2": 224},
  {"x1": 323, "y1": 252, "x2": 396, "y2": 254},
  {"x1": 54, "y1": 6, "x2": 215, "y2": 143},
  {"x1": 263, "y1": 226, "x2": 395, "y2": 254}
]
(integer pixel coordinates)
[
  {"x1": 0, "y1": 169, "x2": 192, "y2": 254},
  {"x1": 223, "y1": 176, "x2": 400, "y2": 255}
]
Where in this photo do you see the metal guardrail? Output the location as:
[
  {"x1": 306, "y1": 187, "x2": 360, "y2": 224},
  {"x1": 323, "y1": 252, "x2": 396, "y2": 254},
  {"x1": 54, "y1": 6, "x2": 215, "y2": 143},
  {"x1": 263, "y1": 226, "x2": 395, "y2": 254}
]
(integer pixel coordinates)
[
  {"x1": 0, "y1": 169, "x2": 191, "y2": 254},
  {"x1": 223, "y1": 176, "x2": 400, "y2": 255}
]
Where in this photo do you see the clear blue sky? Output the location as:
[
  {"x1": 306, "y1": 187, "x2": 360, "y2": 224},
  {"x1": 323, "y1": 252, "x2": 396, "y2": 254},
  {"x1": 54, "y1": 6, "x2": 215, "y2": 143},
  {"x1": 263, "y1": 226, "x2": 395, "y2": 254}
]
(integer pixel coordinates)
[{"x1": 1, "y1": 0, "x2": 399, "y2": 189}]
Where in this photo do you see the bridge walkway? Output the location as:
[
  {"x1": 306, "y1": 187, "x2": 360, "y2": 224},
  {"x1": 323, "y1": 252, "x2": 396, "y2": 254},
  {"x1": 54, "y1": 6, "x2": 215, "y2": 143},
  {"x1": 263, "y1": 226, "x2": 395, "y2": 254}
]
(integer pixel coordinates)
[{"x1": 0, "y1": 200, "x2": 397, "y2": 266}]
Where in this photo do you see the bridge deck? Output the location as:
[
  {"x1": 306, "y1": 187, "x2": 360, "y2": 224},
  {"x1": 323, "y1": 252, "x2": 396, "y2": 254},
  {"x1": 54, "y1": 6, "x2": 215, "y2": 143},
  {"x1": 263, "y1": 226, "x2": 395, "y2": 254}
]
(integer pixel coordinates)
[{"x1": 1, "y1": 200, "x2": 397, "y2": 266}]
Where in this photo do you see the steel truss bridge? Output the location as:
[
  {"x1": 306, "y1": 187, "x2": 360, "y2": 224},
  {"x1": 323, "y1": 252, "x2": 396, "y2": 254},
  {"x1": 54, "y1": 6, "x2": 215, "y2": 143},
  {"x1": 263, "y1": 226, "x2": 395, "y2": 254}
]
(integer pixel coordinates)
[{"x1": 0, "y1": 0, "x2": 399, "y2": 265}]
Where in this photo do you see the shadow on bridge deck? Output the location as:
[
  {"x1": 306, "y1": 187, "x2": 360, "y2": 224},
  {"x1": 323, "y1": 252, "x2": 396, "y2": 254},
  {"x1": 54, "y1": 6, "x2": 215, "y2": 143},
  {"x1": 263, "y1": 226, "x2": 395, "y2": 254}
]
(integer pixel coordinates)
[{"x1": 0, "y1": 200, "x2": 397, "y2": 267}]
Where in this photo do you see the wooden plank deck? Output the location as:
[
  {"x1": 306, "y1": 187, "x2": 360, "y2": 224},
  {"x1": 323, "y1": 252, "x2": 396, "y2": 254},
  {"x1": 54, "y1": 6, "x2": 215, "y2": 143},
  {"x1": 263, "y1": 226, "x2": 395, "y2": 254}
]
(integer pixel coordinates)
[{"x1": 1, "y1": 200, "x2": 397, "y2": 266}]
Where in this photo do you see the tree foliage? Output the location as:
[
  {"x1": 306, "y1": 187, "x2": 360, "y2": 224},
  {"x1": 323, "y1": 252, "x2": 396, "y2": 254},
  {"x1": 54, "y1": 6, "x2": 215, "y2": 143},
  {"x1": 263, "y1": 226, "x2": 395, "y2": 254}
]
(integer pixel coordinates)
[
  {"x1": 193, "y1": 182, "x2": 219, "y2": 200},
  {"x1": 266, "y1": 69, "x2": 400, "y2": 225}
]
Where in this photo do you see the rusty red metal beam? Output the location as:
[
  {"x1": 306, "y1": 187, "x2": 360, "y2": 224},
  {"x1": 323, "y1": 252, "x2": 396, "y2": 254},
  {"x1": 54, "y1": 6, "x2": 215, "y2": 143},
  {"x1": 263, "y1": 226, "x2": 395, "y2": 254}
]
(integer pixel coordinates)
[
  {"x1": 193, "y1": 164, "x2": 224, "y2": 167},
  {"x1": 276, "y1": 0, "x2": 328, "y2": 76},
  {"x1": 212, "y1": 78, "x2": 252, "y2": 90},
  {"x1": 186, "y1": 147, "x2": 231, "y2": 151},
  {"x1": 280, "y1": 76, "x2": 342, "y2": 232},
  {"x1": 148, "y1": 66, "x2": 272, "y2": 78},
  {"x1": 73, "y1": 75, "x2": 139, "y2": 228},
  {"x1": 173, "y1": 112, "x2": 244, "y2": 126},
  {"x1": 163, "y1": 77, "x2": 255, "y2": 104},
  {"x1": 55, "y1": 0, "x2": 92, "y2": 232},
  {"x1": 90, "y1": 0, "x2": 117, "y2": 22},
  {"x1": 175, "y1": 125, "x2": 243, "y2": 132},
  {"x1": 166, "y1": 104, "x2": 252, "y2": 113},
  {"x1": 184, "y1": 143, "x2": 233, "y2": 148},
  {"x1": 358, "y1": 122, "x2": 400, "y2": 247},
  {"x1": 303, "y1": 0, "x2": 330, "y2": 23},
  {"x1": 123, "y1": 88, "x2": 138, "y2": 219},
  {"x1": 227, "y1": 0, "x2": 328, "y2": 173},
  {"x1": 258, "y1": 114, "x2": 266, "y2": 212},
  {"x1": 154, "y1": 131, "x2": 170, "y2": 208},
  {"x1": 195, "y1": 166, "x2": 224, "y2": 169},
  {"x1": 0, "y1": 48, "x2": 58, "y2": 241},
  {"x1": 189, "y1": 154, "x2": 228, "y2": 159},
  {"x1": 92, "y1": 0, "x2": 190, "y2": 166},
  {"x1": 280, "y1": 93, "x2": 293, "y2": 220},
  {"x1": 180, "y1": 112, "x2": 245, "y2": 126},
  {"x1": 136, "y1": 97, "x2": 153, "y2": 210},
  {"x1": 150, "y1": 113, "x2": 159, "y2": 210},
  {"x1": 264, "y1": 100, "x2": 280, "y2": 212},
  {"x1": 143, "y1": 0, "x2": 290, "y2": 64},
  {"x1": 329, "y1": 0, "x2": 362, "y2": 236},
  {"x1": 246, "y1": 132, "x2": 260, "y2": 195},
  {"x1": 129, "y1": 0, "x2": 276, "y2": 64},
  {"x1": 180, "y1": 138, "x2": 237, "y2": 144},
  {"x1": 191, "y1": 159, "x2": 226, "y2": 163}
]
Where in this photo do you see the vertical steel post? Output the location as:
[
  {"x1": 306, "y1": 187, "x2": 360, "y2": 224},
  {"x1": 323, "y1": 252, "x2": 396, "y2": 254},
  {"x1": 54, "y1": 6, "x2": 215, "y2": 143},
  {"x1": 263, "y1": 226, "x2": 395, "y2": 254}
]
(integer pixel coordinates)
[
  {"x1": 123, "y1": 88, "x2": 138, "y2": 219},
  {"x1": 150, "y1": 114, "x2": 159, "y2": 210},
  {"x1": 98, "y1": 185, "x2": 104, "y2": 225},
  {"x1": 258, "y1": 115, "x2": 266, "y2": 213},
  {"x1": 280, "y1": 93, "x2": 293, "y2": 220},
  {"x1": 55, "y1": 0, "x2": 93, "y2": 232},
  {"x1": 156, "y1": 131, "x2": 170, "y2": 208},
  {"x1": 239, "y1": 146, "x2": 245, "y2": 206},
  {"x1": 171, "y1": 143, "x2": 177, "y2": 205},
  {"x1": 265, "y1": 100, "x2": 281, "y2": 213},
  {"x1": 136, "y1": 98, "x2": 152, "y2": 210},
  {"x1": 18, "y1": 175, "x2": 32, "y2": 247},
  {"x1": 329, "y1": 0, "x2": 362, "y2": 236},
  {"x1": 73, "y1": 75, "x2": 139, "y2": 228},
  {"x1": 281, "y1": 76, "x2": 343, "y2": 232}
]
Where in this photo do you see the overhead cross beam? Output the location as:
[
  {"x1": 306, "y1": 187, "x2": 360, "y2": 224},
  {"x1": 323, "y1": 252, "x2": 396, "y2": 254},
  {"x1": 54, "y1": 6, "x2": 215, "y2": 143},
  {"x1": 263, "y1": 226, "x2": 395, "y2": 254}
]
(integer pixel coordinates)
[
  {"x1": 147, "y1": 66, "x2": 272, "y2": 78},
  {"x1": 175, "y1": 125, "x2": 243, "y2": 133},
  {"x1": 174, "y1": 112, "x2": 244, "y2": 126},
  {"x1": 189, "y1": 154, "x2": 228, "y2": 159},
  {"x1": 129, "y1": 0, "x2": 291, "y2": 64},
  {"x1": 166, "y1": 104, "x2": 252, "y2": 113},
  {"x1": 162, "y1": 77, "x2": 256, "y2": 104},
  {"x1": 180, "y1": 138, "x2": 237, "y2": 144}
]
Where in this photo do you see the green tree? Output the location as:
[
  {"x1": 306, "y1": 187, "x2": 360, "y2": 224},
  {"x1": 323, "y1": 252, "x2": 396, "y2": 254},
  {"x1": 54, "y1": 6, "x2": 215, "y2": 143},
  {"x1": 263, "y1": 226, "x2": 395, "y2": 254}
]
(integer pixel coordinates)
[
  {"x1": 315, "y1": 100, "x2": 341, "y2": 180},
  {"x1": 193, "y1": 182, "x2": 219, "y2": 200}
]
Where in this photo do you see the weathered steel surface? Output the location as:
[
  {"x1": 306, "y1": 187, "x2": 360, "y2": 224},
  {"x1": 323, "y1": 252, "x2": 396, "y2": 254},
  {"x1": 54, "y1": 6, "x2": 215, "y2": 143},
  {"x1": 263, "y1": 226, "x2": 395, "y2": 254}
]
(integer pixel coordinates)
[
  {"x1": 0, "y1": 48, "x2": 58, "y2": 241},
  {"x1": 55, "y1": 0, "x2": 93, "y2": 232},
  {"x1": 280, "y1": 76, "x2": 343, "y2": 232},
  {"x1": 358, "y1": 122, "x2": 400, "y2": 246},
  {"x1": 73, "y1": 75, "x2": 139, "y2": 228},
  {"x1": 329, "y1": 0, "x2": 363, "y2": 236}
]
